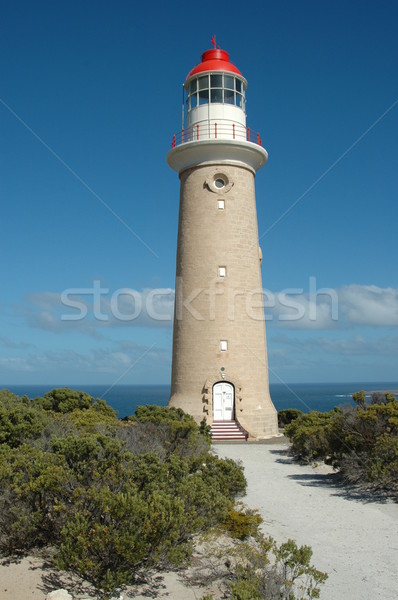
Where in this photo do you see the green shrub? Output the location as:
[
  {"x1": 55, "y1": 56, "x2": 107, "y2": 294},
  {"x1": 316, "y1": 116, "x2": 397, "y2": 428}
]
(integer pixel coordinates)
[
  {"x1": 228, "y1": 537, "x2": 327, "y2": 599},
  {"x1": 0, "y1": 444, "x2": 69, "y2": 553},
  {"x1": 199, "y1": 417, "x2": 212, "y2": 441},
  {"x1": 278, "y1": 409, "x2": 303, "y2": 428},
  {"x1": 50, "y1": 432, "x2": 126, "y2": 483},
  {"x1": 135, "y1": 404, "x2": 194, "y2": 424},
  {"x1": 133, "y1": 405, "x2": 211, "y2": 458},
  {"x1": 229, "y1": 576, "x2": 262, "y2": 600},
  {"x1": 222, "y1": 504, "x2": 262, "y2": 540},
  {"x1": 40, "y1": 388, "x2": 95, "y2": 413},
  {"x1": 195, "y1": 532, "x2": 327, "y2": 599},
  {"x1": 285, "y1": 392, "x2": 398, "y2": 494},
  {"x1": 195, "y1": 453, "x2": 246, "y2": 499},
  {"x1": 0, "y1": 391, "x2": 247, "y2": 596},
  {"x1": 284, "y1": 410, "x2": 343, "y2": 464},
  {"x1": 273, "y1": 538, "x2": 328, "y2": 599},
  {"x1": 0, "y1": 391, "x2": 49, "y2": 448},
  {"x1": 56, "y1": 486, "x2": 186, "y2": 592}
]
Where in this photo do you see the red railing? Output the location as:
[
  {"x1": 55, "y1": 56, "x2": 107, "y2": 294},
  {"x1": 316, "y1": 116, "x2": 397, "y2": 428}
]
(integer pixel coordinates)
[{"x1": 171, "y1": 122, "x2": 263, "y2": 148}]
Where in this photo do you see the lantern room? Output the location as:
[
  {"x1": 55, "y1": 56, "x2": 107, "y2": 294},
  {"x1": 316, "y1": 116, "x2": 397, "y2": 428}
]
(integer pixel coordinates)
[
  {"x1": 168, "y1": 43, "x2": 267, "y2": 174},
  {"x1": 184, "y1": 47, "x2": 248, "y2": 141},
  {"x1": 185, "y1": 65, "x2": 246, "y2": 112}
]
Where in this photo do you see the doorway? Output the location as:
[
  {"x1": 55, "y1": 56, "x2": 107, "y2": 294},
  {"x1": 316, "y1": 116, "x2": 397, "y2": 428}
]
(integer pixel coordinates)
[{"x1": 213, "y1": 381, "x2": 234, "y2": 420}]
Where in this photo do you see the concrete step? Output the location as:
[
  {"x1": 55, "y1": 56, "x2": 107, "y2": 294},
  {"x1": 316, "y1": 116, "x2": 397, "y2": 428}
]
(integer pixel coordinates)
[{"x1": 211, "y1": 420, "x2": 248, "y2": 441}]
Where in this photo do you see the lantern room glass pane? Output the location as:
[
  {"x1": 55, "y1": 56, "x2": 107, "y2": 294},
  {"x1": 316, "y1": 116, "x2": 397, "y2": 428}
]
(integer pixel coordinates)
[
  {"x1": 211, "y1": 73, "x2": 223, "y2": 88},
  {"x1": 224, "y1": 75, "x2": 234, "y2": 90},
  {"x1": 236, "y1": 93, "x2": 243, "y2": 108},
  {"x1": 224, "y1": 88, "x2": 234, "y2": 104},
  {"x1": 190, "y1": 94, "x2": 197, "y2": 109},
  {"x1": 198, "y1": 75, "x2": 208, "y2": 90},
  {"x1": 190, "y1": 79, "x2": 197, "y2": 94},
  {"x1": 211, "y1": 88, "x2": 223, "y2": 103},
  {"x1": 199, "y1": 89, "x2": 209, "y2": 104},
  {"x1": 236, "y1": 79, "x2": 242, "y2": 93}
]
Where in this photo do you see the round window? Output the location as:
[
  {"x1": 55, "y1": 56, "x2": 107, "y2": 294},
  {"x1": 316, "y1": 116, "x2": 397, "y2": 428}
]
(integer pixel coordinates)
[
  {"x1": 214, "y1": 177, "x2": 226, "y2": 189},
  {"x1": 206, "y1": 172, "x2": 232, "y2": 194}
]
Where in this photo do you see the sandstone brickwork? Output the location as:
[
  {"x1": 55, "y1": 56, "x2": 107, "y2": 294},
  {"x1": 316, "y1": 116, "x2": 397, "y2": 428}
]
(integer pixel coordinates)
[{"x1": 169, "y1": 163, "x2": 278, "y2": 438}]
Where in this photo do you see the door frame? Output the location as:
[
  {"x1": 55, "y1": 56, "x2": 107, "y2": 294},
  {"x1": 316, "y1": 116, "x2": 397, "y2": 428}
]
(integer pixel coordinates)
[{"x1": 212, "y1": 381, "x2": 235, "y2": 421}]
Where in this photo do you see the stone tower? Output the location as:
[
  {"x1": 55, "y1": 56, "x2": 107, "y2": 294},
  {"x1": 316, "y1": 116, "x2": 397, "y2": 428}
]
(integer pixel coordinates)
[{"x1": 167, "y1": 44, "x2": 278, "y2": 439}]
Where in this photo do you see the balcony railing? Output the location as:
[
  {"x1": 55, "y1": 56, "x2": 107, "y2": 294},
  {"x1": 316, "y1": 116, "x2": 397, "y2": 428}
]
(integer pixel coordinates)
[{"x1": 171, "y1": 123, "x2": 263, "y2": 148}]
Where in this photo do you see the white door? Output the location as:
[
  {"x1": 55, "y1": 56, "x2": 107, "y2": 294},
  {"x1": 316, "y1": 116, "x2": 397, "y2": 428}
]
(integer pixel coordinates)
[{"x1": 213, "y1": 382, "x2": 234, "y2": 420}]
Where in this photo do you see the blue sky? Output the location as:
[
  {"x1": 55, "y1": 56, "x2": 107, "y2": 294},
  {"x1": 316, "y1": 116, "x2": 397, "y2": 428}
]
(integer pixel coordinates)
[{"x1": 1, "y1": 0, "x2": 397, "y2": 385}]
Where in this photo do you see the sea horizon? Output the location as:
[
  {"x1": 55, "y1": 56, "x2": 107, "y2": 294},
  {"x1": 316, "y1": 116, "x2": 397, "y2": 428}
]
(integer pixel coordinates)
[{"x1": 2, "y1": 381, "x2": 398, "y2": 419}]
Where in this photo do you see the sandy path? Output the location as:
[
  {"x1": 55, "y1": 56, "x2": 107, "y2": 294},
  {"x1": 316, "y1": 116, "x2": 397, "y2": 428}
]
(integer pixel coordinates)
[{"x1": 216, "y1": 442, "x2": 398, "y2": 600}]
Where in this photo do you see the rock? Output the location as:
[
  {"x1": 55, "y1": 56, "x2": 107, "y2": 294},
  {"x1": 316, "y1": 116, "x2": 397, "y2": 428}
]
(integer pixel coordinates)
[{"x1": 46, "y1": 590, "x2": 73, "y2": 600}]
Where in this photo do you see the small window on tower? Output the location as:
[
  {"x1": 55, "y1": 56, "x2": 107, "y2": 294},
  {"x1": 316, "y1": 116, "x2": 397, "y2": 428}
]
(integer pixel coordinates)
[
  {"x1": 218, "y1": 267, "x2": 226, "y2": 278},
  {"x1": 206, "y1": 172, "x2": 231, "y2": 194},
  {"x1": 218, "y1": 199, "x2": 225, "y2": 210},
  {"x1": 220, "y1": 340, "x2": 228, "y2": 351}
]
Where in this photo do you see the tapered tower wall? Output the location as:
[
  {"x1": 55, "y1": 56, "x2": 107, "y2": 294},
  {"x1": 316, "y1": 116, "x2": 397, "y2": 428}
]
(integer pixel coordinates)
[{"x1": 169, "y1": 163, "x2": 278, "y2": 438}]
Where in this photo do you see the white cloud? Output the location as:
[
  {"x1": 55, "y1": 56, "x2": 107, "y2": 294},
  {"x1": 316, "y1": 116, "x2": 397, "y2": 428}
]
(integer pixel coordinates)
[
  {"x1": 9, "y1": 283, "x2": 398, "y2": 336},
  {"x1": 20, "y1": 287, "x2": 175, "y2": 335},
  {"x1": 266, "y1": 290, "x2": 338, "y2": 329},
  {"x1": 267, "y1": 283, "x2": 398, "y2": 329},
  {"x1": 339, "y1": 284, "x2": 398, "y2": 326}
]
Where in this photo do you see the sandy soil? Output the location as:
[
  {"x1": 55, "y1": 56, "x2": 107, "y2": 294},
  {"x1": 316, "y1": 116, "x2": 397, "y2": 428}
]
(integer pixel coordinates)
[{"x1": 1, "y1": 442, "x2": 397, "y2": 599}]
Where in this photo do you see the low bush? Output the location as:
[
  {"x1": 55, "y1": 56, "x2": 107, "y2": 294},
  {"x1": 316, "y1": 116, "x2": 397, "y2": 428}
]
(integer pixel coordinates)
[
  {"x1": 192, "y1": 529, "x2": 327, "y2": 599},
  {"x1": 33, "y1": 387, "x2": 96, "y2": 413},
  {"x1": 0, "y1": 390, "x2": 49, "y2": 448},
  {"x1": 0, "y1": 389, "x2": 245, "y2": 595},
  {"x1": 284, "y1": 410, "x2": 343, "y2": 465},
  {"x1": 278, "y1": 408, "x2": 303, "y2": 428},
  {"x1": 228, "y1": 537, "x2": 327, "y2": 599},
  {"x1": 222, "y1": 503, "x2": 262, "y2": 540},
  {"x1": 285, "y1": 391, "x2": 398, "y2": 494},
  {"x1": 0, "y1": 389, "x2": 328, "y2": 597}
]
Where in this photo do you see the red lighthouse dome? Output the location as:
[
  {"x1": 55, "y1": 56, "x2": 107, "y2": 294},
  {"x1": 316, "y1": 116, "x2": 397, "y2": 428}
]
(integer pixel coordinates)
[{"x1": 186, "y1": 47, "x2": 242, "y2": 80}]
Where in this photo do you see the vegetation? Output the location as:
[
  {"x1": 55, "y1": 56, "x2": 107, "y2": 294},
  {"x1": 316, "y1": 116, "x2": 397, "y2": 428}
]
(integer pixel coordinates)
[
  {"x1": 0, "y1": 388, "x2": 246, "y2": 595},
  {"x1": 285, "y1": 391, "x2": 398, "y2": 494},
  {"x1": 226, "y1": 536, "x2": 327, "y2": 600},
  {"x1": 0, "y1": 387, "x2": 328, "y2": 598},
  {"x1": 277, "y1": 408, "x2": 303, "y2": 428},
  {"x1": 191, "y1": 507, "x2": 327, "y2": 599}
]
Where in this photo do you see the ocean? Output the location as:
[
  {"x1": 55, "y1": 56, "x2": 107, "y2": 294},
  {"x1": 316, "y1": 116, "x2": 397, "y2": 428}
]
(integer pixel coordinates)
[{"x1": 2, "y1": 382, "x2": 398, "y2": 418}]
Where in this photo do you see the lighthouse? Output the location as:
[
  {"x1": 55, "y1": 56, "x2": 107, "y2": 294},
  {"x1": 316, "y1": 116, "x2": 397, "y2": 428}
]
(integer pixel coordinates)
[{"x1": 167, "y1": 42, "x2": 278, "y2": 439}]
